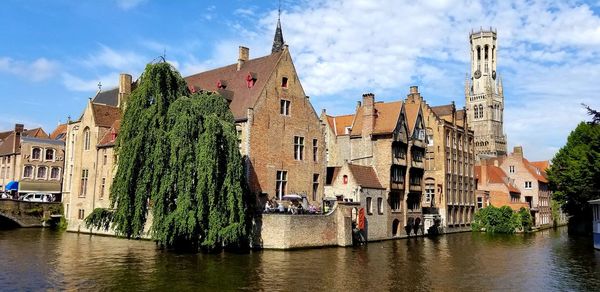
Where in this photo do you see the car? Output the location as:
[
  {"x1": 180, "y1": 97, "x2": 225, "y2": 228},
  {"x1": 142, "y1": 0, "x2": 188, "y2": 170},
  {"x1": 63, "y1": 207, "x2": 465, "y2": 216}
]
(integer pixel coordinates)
[{"x1": 20, "y1": 193, "x2": 51, "y2": 202}]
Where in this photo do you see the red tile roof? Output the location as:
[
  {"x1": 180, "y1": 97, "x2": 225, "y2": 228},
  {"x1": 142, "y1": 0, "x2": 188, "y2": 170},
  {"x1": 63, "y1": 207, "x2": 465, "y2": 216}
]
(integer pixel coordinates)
[
  {"x1": 348, "y1": 164, "x2": 384, "y2": 189},
  {"x1": 431, "y1": 104, "x2": 453, "y2": 117},
  {"x1": 404, "y1": 102, "x2": 420, "y2": 134},
  {"x1": 0, "y1": 127, "x2": 49, "y2": 155},
  {"x1": 98, "y1": 119, "x2": 121, "y2": 147},
  {"x1": 50, "y1": 123, "x2": 67, "y2": 141},
  {"x1": 524, "y1": 159, "x2": 549, "y2": 183},
  {"x1": 351, "y1": 101, "x2": 403, "y2": 136},
  {"x1": 476, "y1": 164, "x2": 520, "y2": 193},
  {"x1": 326, "y1": 114, "x2": 355, "y2": 136},
  {"x1": 92, "y1": 103, "x2": 121, "y2": 128},
  {"x1": 185, "y1": 51, "x2": 284, "y2": 121}
]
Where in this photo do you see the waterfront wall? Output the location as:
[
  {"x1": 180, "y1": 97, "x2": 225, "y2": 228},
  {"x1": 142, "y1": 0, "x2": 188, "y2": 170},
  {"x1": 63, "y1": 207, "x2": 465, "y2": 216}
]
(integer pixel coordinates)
[{"x1": 253, "y1": 202, "x2": 355, "y2": 249}]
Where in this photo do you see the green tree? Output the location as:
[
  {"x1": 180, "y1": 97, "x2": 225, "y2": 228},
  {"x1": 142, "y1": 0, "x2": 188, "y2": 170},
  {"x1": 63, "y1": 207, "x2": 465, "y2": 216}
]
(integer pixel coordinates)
[
  {"x1": 547, "y1": 113, "x2": 600, "y2": 233},
  {"x1": 86, "y1": 62, "x2": 250, "y2": 251},
  {"x1": 472, "y1": 205, "x2": 521, "y2": 234},
  {"x1": 517, "y1": 207, "x2": 533, "y2": 232}
]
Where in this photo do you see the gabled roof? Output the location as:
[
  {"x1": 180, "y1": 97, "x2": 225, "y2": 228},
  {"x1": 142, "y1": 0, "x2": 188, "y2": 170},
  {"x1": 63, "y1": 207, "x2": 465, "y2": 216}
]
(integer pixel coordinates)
[
  {"x1": 404, "y1": 102, "x2": 421, "y2": 134},
  {"x1": 530, "y1": 161, "x2": 549, "y2": 171},
  {"x1": 351, "y1": 101, "x2": 403, "y2": 136},
  {"x1": 476, "y1": 165, "x2": 521, "y2": 193},
  {"x1": 431, "y1": 104, "x2": 454, "y2": 117},
  {"x1": 326, "y1": 114, "x2": 354, "y2": 136},
  {"x1": 0, "y1": 126, "x2": 50, "y2": 155},
  {"x1": 348, "y1": 164, "x2": 384, "y2": 189},
  {"x1": 23, "y1": 128, "x2": 48, "y2": 138},
  {"x1": 91, "y1": 103, "x2": 121, "y2": 128},
  {"x1": 93, "y1": 88, "x2": 119, "y2": 106},
  {"x1": 50, "y1": 123, "x2": 67, "y2": 141},
  {"x1": 0, "y1": 130, "x2": 12, "y2": 140},
  {"x1": 524, "y1": 159, "x2": 549, "y2": 183},
  {"x1": 185, "y1": 51, "x2": 284, "y2": 121},
  {"x1": 98, "y1": 119, "x2": 121, "y2": 148}
]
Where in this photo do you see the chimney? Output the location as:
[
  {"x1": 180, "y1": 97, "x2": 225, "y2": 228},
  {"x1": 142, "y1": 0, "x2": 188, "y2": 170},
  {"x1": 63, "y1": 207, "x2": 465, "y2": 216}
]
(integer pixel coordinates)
[
  {"x1": 362, "y1": 93, "x2": 375, "y2": 136},
  {"x1": 410, "y1": 86, "x2": 418, "y2": 94},
  {"x1": 480, "y1": 160, "x2": 488, "y2": 185},
  {"x1": 513, "y1": 146, "x2": 523, "y2": 158},
  {"x1": 237, "y1": 46, "x2": 249, "y2": 71},
  {"x1": 407, "y1": 85, "x2": 421, "y2": 103},
  {"x1": 13, "y1": 124, "x2": 24, "y2": 153},
  {"x1": 117, "y1": 73, "x2": 132, "y2": 108}
]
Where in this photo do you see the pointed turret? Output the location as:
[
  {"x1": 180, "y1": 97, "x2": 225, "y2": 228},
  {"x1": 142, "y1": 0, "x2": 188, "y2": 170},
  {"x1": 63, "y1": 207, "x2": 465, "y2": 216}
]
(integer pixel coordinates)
[
  {"x1": 271, "y1": 14, "x2": 285, "y2": 54},
  {"x1": 498, "y1": 75, "x2": 503, "y2": 95},
  {"x1": 464, "y1": 73, "x2": 471, "y2": 96}
]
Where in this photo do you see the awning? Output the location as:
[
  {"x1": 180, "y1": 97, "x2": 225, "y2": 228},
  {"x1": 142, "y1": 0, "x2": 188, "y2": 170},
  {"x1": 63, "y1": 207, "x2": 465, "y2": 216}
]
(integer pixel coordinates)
[{"x1": 5, "y1": 181, "x2": 18, "y2": 191}]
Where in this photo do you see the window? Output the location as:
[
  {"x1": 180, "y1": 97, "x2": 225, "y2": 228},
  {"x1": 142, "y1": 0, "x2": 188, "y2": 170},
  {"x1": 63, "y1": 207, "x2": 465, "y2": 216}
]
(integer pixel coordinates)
[
  {"x1": 510, "y1": 195, "x2": 519, "y2": 203},
  {"x1": 1, "y1": 167, "x2": 5, "y2": 179},
  {"x1": 100, "y1": 178, "x2": 106, "y2": 198},
  {"x1": 425, "y1": 184, "x2": 434, "y2": 204},
  {"x1": 473, "y1": 105, "x2": 478, "y2": 119},
  {"x1": 391, "y1": 166, "x2": 405, "y2": 183},
  {"x1": 280, "y1": 99, "x2": 290, "y2": 116},
  {"x1": 525, "y1": 181, "x2": 532, "y2": 189},
  {"x1": 78, "y1": 209, "x2": 85, "y2": 220},
  {"x1": 509, "y1": 166, "x2": 515, "y2": 173},
  {"x1": 32, "y1": 148, "x2": 41, "y2": 160},
  {"x1": 312, "y1": 139, "x2": 318, "y2": 162},
  {"x1": 366, "y1": 197, "x2": 373, "y2": 215},
  {"x1": 50, "y1": 167, "x2": 60, "y2": 180},
  {"x1": 478, "y1": 105, "x2": 484, "y2": 119},
  {"x1": 377, "y1": 198, "x2": 383, "y2": 214},
  {"x1": 80, "y1": 169, "x2": 89, "y2": 197},
  {"x1": 103, "y1": 149, "x2": 108, "y2": 165},
  {"x1": 312, "y1": 174, "x2": 319, "y2": 201},
  {"x1": 427, "y1": 134, "x2": 433, "y2": 146},
  {"x1": 477, "y1": 197, "x2": 483, "y2": 209},
  {"x1": 343, "y1": 175, "x2": 348, "y2": 184},
  {"x1": 294, "y1": 136, "x2": 304, "y2": 160},
  {"x1": 412, "y1": 148, "x2": 423, "y2": 162},
  {"x1": 344, "y1": 127, "x2": 352, "y2": 134},
  {"x1": 275, "y1": 170, "x2": 287, "y2": 199},
  {"x1": 390, "y1": 192, "x2": 401, "y2": 212},
  {"x1": 22, "y1": 165, "x2": 33, "y2": 178},
  {"x1": 83, "y1": 127, "x2": 91, "y2": 150},
  {"x1": 392, "y1": 142, "x2": 406, "y2": 159},
  {"x1": 45, "y1": 148, "x2": 55, "y2": 161},
  {"x1": 409, "y1": 174, "x2": 421, "y2": 186},
  {"x1": 37, "y1": 167, "x2": 47, "y2": 179},
  {"x1": 281, "y1": 77, "x2": 288, "y2": 88}
]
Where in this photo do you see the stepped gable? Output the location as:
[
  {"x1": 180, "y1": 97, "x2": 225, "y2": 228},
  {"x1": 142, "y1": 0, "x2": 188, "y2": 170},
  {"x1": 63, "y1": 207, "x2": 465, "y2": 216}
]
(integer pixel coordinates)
[
  {"x1": 348, "y1": 164, "x2": 384, "y2": 189},
  {"x1": 351, "y1": 101, "x2": 403, "y2": 136},
  {"x1": 185, "y1": 51, "x2": 284, "y2": 121}
]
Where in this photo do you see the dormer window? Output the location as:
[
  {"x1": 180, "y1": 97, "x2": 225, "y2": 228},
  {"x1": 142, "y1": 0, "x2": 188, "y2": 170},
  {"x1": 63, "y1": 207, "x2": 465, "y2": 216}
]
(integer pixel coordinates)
[
  {"x1": 246, "y1": 72, "x2": 257, "y2": 88},
  {"x1": 281, "y1": 77, "x2": 288, "y2": 88},
  {"x1": 344, "y1": 127, "x2": 352, "y2": 135}
]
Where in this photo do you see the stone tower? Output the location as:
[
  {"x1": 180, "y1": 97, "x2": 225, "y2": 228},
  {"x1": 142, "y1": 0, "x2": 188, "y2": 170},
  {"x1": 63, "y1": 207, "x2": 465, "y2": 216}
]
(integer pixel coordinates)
[{"x1": 465, "y1": 28, "x2": 507, "y2": 159}]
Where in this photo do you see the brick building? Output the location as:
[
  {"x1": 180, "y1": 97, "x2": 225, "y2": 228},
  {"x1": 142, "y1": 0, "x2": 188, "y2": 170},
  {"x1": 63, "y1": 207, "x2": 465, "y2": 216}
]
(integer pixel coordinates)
[
  {"x1": 405, "y1": 87, "x2": 477, "y2": 232},
  {"x1": 324, "y1": 89, "x2": 427, "y2": 239},
  {"x1": 0, "y1": 125, "x2": 64, "y2": 198},
  {"x1": 475, "y1": 161, "x2": 529, "y2": 211}
]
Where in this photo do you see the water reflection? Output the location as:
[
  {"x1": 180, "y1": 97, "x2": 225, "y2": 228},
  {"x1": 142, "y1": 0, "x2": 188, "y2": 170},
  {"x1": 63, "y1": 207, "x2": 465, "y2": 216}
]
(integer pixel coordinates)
[{"x1": 0, "y1": 228, "x2": 599, "y2": 290}]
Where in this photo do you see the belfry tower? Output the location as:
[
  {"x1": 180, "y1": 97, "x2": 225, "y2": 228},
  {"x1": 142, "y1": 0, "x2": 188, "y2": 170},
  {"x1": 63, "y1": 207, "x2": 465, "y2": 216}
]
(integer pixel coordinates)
[{"x1": 465, "y1": 28, "x2": 507, "y2": 159}]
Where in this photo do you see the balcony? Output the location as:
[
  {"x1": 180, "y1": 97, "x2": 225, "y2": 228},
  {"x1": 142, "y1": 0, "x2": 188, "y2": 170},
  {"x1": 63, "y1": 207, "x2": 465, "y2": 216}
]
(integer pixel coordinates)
[
  {"x1": 392, "y1": 156, "x2": 407, "y2": 166},
  {"x1": 411, "y1": 160, "x2": 424, "y2": 169},
  {"x1": 409, "y1": 184, "x2": 422, "y2": 192},
  {"x1": 390, "y1": 181, "x2": 405, "y2": 190}
]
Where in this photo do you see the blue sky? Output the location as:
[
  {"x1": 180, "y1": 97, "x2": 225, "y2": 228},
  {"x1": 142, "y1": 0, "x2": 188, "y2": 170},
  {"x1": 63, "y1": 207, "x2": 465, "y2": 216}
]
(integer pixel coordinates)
[{"x1": 1, "y1": 0, "x2": 600, "y2": 161}]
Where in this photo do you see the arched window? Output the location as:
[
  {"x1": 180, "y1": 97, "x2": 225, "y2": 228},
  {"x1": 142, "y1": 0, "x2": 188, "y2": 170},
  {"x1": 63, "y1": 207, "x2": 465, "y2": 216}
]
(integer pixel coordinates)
[
  {"x1": 343, "y1": 175, "x2": 348, "y2": 184},
  {"x1": 23, "y1": 165, "x2": 33, "y2": 178},
  {"x1": 478, "y1": 105, "x2": 484, "y2": 118},
  {"x1": 484, "y1": 45, "x2": 489, "y2": 59},
  {"x1": 37, "y1": 166, "x2": 47, "y2": 179},
  {"x1": 45, "y1": 148, "x2": 55, "y2": 161},
  {"x1": 50, "y1": 167, "x2": 60, "y2": 180},
  {"x1": 473, "y1": 105, "x2": 478, "y2": 119},
  {"x1": 32, "y1": 148, "x2": 41, "y2": 160},
  {"x1": 83, "y1": 127, "x2": 91, "y2": 150},
  {"x1": 477, "y1": 46, "x2": 481, "y2": 60}
]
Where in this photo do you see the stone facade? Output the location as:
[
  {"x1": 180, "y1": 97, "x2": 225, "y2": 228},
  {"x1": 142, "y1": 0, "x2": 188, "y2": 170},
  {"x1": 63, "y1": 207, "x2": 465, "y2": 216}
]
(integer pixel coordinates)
[
  {"x1": 465, "y1": 29, "x2": 507, "y2": 158},
  {"x1": 0, "y1": 125, "x2": 64, "y2": 198},
  {"x1": 493, "y1": 147, "x2": 552, "y2": 227},
  {"x1": 324, "y1": 89, "x2": 427, "y2": 240},
  {"x1": 406, "y1": 88, "x2": 476, "y2": 231}
]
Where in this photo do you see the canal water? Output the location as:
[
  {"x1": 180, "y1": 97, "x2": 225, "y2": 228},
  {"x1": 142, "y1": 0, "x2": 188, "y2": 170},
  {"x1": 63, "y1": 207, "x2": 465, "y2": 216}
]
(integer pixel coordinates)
[{"x1": 0, "y1": 227, "x2": 599, "y2": 291}]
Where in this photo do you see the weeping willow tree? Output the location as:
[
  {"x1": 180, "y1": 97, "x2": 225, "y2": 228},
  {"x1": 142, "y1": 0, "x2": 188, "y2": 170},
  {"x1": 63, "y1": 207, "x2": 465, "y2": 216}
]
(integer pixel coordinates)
[{"x1": 86, "y1": 62, "x2": 250, "y2": 251}]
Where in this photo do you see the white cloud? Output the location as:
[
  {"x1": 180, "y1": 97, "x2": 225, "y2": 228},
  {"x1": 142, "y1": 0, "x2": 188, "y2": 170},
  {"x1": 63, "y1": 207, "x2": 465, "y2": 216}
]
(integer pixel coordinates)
[
  {"x1": 0, "y1": 57, "x2": 59, "y2": 81},
  {"x1": 115, "y1": 0, "x2": 146, "y2": 10},
  {"x1": 81, "y1": 44, "x2": 146, "y2": 71},
  {"x1": 62, "y1": 72, "x2": 120, "y2": 92},
  {"x1": 228, "y1": 0, "x2": 600, "y2": 161}
]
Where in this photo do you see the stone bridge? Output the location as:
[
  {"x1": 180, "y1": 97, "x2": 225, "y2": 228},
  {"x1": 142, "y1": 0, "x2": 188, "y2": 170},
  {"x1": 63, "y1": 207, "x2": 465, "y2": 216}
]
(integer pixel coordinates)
[{"x1": 0, "y1": 199, "x2": 63, "y2": 227}]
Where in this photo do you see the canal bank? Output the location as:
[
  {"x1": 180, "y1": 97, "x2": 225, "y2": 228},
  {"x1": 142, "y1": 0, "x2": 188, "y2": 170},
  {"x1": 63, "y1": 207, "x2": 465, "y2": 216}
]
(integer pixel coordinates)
[{"x1": 1, "y1": 227, "x2": 599, "y2": 290}]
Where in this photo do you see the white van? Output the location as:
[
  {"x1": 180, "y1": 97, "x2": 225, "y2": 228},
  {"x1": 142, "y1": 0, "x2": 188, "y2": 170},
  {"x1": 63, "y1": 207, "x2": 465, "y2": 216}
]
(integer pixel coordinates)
[{"x1": 21, "y1": 193, "x2": 49, "y2": 202}]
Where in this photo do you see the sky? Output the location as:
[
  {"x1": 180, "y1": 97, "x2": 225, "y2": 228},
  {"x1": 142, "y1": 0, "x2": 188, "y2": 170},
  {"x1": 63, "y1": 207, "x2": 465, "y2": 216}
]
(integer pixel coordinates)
[{"x1": 1, "y1": 0, "x2": 600, "y2": 161}]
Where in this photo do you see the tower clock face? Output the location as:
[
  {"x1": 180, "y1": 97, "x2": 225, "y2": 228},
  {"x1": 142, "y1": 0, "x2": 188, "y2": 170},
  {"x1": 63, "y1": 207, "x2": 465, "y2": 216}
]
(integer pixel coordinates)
[
  {"x1": 492, "y1": 70, "x2": 496, "y2": 79},
  {"x1": 474, "y1": 70, "x2": 481, "y2": 79}
]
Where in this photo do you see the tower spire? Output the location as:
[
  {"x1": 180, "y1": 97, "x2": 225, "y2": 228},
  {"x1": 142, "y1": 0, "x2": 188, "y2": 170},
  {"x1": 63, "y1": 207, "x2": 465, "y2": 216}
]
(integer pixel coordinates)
[{"x1": 271, "y1": 1, "x2": 285, "y2": 54}]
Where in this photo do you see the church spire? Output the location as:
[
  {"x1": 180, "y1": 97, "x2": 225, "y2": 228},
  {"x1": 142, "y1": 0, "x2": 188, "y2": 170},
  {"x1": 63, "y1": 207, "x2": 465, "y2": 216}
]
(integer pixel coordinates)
[{"x1": 271, "y1": 3, "x2": 285, "y2": 54}]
